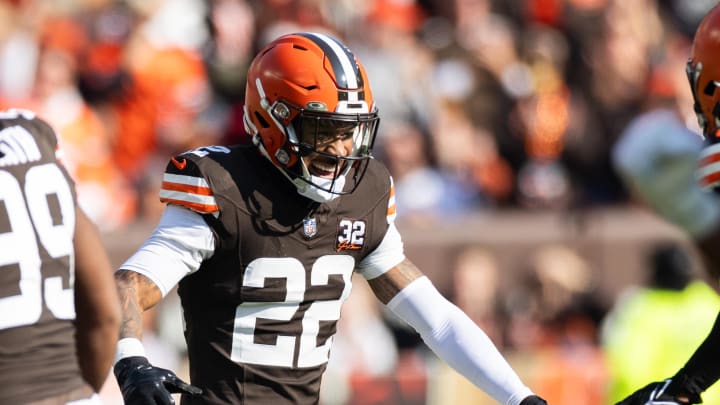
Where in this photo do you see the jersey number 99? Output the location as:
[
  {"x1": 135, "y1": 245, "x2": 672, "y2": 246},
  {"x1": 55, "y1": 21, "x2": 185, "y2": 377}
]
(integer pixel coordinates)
[{"x1": 0, "y1": 163, "x2": 75, "y2": 330}]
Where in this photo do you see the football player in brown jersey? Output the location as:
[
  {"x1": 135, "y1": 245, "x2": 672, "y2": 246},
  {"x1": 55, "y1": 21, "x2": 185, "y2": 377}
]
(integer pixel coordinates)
[
  {"x1": 0, "y1": 108, "x2": 120, "y2": 403},
  {"x1": 112, "y1": 32, "x2": 548, "y2": 405},
  {"x1": 612, "y1": 5, "x2": 720, "y2": 405}
]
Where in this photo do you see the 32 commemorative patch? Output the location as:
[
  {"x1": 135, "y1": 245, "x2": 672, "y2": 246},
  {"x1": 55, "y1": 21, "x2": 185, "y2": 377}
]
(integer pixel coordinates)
[{"x1": 336, "y1": 218, "x2": 366, "y2": 252}]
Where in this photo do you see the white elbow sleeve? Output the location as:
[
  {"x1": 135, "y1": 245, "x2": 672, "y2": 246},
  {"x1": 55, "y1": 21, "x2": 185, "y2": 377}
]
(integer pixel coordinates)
[{"x1": 386, "y1": 277, "x2": 534, "y2": 405}]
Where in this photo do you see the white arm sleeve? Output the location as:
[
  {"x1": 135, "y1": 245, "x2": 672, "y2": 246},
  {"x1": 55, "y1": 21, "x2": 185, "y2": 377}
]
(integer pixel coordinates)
[
  {"x1": 356, "y1": 222, "x2": 406, "y2": 280},
  {"x1": 120, "y1": 204, "x2": 215, "y2": 296},
  {"x1": 387, "y1": 277, "x2": 534, "y2": 405}
]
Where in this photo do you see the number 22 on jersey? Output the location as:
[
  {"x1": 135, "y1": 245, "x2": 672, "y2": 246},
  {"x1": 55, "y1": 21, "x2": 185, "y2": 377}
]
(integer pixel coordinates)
[
  {"x1": 0, "y1": 163, "x2": 75, "y2": 330},
  {"x1": 231, "y1": 255, "x2": 354, "y2": 368}
]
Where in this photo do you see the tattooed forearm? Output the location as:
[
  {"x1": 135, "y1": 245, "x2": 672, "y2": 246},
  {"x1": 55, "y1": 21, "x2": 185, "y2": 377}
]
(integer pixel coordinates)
[
  {"x1": 367, "y1": 259, "x2": 423, "y2": 304},
  {"x1": 114, "y1": 270, "x2": 163, "y2": 339}
]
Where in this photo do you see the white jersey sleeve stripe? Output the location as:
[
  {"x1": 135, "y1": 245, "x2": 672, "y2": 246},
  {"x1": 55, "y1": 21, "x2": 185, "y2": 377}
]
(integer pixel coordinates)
[
  {"x1": 159, "y1": 189, "x2": 217, "y2": 206},
  {"x1": 163, "y1": 173, "x2": 211, "y2": 187},
  {"x1": 160, "y1": 173, "x2": 218, "y2": 213},
  {"x1": 698, "y1": 144, "x2": 720, "y2": 188}
]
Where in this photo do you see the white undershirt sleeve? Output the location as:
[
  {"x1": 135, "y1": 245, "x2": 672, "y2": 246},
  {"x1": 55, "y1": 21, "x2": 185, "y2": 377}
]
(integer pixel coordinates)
[
  {"x1": 386, "y1": 276, "x2": 534, "y2": 405},
  {"x1": 120, "y1": 204, "x2": 216, "y2": 296}
]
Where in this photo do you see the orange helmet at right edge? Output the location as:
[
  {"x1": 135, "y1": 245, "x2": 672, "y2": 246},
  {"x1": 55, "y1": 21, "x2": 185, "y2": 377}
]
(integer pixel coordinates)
[
  {"x1": 689, "y1": 5, "x2": 720, "y2": 189},
  {"x1": 243, "y1": 32, "x2": 380, "y2": 201}
]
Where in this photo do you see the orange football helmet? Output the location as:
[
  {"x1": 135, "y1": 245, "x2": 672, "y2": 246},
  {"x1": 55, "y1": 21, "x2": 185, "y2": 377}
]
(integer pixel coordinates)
[
  {"x1": 243, "y1": 32, "x2": 379, "y2": 199},
  {"x1": 688, "y1": 5, "x2": 720, "y2": 138},
  {"x1": 689, "y1": 5, "x2": 720, "y2": 188}
]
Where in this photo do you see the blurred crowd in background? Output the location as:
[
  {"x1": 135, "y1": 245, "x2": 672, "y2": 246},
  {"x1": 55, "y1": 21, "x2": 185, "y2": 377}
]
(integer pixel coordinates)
[
  {"x1": 5, "y1": 0, "x2": 718, "y2": 230},
  {"x1": 3, "y1": 0, "x2": 720, "y2": 403}
]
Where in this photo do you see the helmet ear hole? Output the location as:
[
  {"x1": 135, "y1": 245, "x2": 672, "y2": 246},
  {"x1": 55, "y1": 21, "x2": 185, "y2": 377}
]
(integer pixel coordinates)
[
  {"x1": 704, "y1": 80, "x2": 717, "y2": 96},
  {"x1": 254, "y1": 111, "x2": 270, "y2": 128}
]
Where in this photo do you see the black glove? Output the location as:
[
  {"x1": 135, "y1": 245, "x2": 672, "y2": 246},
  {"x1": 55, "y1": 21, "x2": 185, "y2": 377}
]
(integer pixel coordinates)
[
  {"x1": 114, "y1": 356, "x2": 202, "y2": 405},
  {"x1": 615, "y1": 379, "x2": 702, "y2": 405},
  {"x1": 520, "y1": 395, "x2": 548, "y2": 405}
]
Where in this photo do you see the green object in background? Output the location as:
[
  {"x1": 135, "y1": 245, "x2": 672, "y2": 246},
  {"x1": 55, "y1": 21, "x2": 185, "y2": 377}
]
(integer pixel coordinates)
[{"x1": 602, "y1": 281, "x2": 720, "y2": 404}]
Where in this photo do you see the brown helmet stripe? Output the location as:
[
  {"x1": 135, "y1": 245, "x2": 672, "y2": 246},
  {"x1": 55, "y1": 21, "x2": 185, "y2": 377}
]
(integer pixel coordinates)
[{"x1": 297, "y1": 32, "x2": 364, "y2": 100}]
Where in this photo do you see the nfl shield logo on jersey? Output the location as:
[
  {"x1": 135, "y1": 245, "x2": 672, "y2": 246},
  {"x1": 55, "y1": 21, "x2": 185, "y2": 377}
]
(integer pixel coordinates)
[{"x1": 303, "y1": 217, "x2": 317, "y2": 238}]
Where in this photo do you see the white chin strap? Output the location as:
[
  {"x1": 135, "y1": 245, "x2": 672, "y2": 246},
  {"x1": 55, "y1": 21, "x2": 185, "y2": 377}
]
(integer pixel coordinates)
[
  {"x1": 253, "y1": 134, "x2": 347, "y2": 203},
  {"x1": 294, "y1": 174, "x2": 346, "y2": 202}
]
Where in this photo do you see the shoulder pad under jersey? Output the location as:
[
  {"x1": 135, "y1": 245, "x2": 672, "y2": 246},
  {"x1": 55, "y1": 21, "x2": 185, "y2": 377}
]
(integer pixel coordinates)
[
  {"x1": 159, "y1": 150, "x2": 220, "y2": 214},
  {"x1": 0, "y1": 109, "x2": 61, "y2": 166}
]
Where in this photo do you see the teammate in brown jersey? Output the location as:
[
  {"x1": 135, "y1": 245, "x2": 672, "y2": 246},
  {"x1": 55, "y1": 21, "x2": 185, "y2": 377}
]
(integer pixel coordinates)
[
  {"x1": 612, "y1": 5, "x2": 720, "y2": 405},
  {"x1": 112, "y1": 32, "x2": 548, "y2": 405},
  {"x1": 0, "y1": 109, "x2": 120, "y2": 404}
]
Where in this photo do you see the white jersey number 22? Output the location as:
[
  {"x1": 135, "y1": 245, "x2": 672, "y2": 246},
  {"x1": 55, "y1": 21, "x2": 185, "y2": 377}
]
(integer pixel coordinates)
[{"x1": 231, "y1": 255, "x2": 354, "y2": 368}]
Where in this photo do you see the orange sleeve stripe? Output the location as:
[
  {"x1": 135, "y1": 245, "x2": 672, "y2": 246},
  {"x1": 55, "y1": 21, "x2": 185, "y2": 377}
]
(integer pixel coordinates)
[
  {"x1": 161, "y1": 180, "x2": 214, "y2": 196},
  {"x1": 160, "y1": 197, "x2": 219, "y2": 213},
  {"x1": 386, "y1": 180, "x2": 396, "y2": 217},
  {"x1": 700, "y1": 152, "x2": 720, "y2": 167},
  {"x1": 701, "y1": 170, "x2": 720, "y2": 187},
  {"x1": 700, "y1": 143, "x2": 720, "y2": 169}
]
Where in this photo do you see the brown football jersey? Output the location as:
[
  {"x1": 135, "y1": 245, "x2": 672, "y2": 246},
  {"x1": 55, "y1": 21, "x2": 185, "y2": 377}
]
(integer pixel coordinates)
[
  {"x1": 0, "y1": 110, "x2": 85, "y2": 403},
  {"x1": 160, "y1": 144, "x2": 394, "y2": 404}
]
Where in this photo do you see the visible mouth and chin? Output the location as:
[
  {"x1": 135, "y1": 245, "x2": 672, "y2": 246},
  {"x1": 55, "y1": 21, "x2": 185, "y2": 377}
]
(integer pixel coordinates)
[{"x1": 309, "y1": 160, "x2": 338, "y2": 178}]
